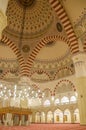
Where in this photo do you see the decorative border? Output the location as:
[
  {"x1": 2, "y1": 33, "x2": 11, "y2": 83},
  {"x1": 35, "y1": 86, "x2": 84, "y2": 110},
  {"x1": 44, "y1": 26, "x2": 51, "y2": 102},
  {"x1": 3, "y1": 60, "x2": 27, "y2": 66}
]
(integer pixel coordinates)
[
  {"x1": 83, "y1": 38, "x2": 86, "y2": 52},
  {"x1": 30, "y1": 70, "x2": 51, "y2": 80},
  {"x1": 53, "y1": 79, "x2": 76, "y2": 96},
  {"x1": 1, "y1": 35, "x2": 25, "y2": 77},
  {"x1": 54, "y1": 67, "x2": 73, "y2": 79},
  {"x1": 26, "y1": 35, "x2": 70, "y2": 77}
]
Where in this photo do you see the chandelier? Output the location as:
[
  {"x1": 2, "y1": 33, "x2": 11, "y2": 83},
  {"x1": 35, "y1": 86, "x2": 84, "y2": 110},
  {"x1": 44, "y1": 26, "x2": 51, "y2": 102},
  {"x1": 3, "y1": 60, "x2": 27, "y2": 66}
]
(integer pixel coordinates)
[{"x1": 0, "y1": 77, "x2": 45, "y2": 108}]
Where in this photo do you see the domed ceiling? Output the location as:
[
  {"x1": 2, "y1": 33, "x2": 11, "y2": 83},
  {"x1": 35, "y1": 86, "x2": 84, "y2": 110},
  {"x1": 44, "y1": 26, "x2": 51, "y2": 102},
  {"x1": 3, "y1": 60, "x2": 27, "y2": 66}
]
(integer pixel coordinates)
[
  {"x1": 5, "y1": 0, "x2": 53, "y2": 38},
  {"x1": 0, "y1": 0, "x2": 86, "y2": 82}
]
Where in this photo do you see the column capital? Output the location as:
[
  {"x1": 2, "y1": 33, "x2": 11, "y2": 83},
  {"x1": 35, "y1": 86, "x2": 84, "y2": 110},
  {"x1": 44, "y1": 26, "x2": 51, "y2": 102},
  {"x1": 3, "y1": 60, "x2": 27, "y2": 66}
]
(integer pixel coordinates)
[
  {"x1": 72, "y1": 52, "x2": 86, "y2": 64},
  {"x1": 72, "y1": 52, "x2": 86, "y2": 77}
]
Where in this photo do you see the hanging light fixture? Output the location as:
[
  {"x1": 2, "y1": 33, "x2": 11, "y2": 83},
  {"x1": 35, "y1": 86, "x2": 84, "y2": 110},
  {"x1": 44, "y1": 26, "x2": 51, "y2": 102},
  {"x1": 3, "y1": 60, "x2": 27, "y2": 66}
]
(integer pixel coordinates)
[{"x1": 0, "y1": 78, "x2": 45, "y2": 108}]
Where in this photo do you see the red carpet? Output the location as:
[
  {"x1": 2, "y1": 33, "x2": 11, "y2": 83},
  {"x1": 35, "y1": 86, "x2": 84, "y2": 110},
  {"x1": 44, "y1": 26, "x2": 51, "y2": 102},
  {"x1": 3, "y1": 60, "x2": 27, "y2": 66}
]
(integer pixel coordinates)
[{"x1": 0, "y1": 124, "x2": 86, "y2": 130}]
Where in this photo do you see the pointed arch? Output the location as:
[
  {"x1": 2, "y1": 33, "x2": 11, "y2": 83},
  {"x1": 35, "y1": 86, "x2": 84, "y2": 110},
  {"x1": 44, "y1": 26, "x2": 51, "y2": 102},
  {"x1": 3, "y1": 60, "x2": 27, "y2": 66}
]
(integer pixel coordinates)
[
  {"x1": 43, "y1": 88, "x2": 52, "y2": 97},
  {"x1": 49, "y1": 0, "x2": 79, "y2": 54},
  {"x1": 26, "y1": 35, "x2": 70, "y2": 76},
  {"x1": 1, "y1": 35, "x2": 25, "y2": 76},
  {"x1": 30, "y1": 70, "x2": 51, "y2": 80},
  {"x1": 83, "y1": 38, "x2": 86, "y2": 52},
  {"x1": 53, "y1": 79, "x2": 76, "y2": 96},
  {"x1": 0, "y1": 70, "x2": 9, "y2": 79},
  {"x1": 54, "y1": 66, "x2": 73, "y2": 79}
]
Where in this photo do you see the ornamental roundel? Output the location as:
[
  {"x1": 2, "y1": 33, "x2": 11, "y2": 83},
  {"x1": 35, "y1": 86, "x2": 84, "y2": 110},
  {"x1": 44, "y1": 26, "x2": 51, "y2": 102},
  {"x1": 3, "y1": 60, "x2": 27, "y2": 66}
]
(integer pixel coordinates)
[
  {"x1": 22, "y1": 45, "x2": 30, "y2": 53},
  {"x1": 56, "y1": 22, "x2": 63, "y2": 32},
  {"x1": 18, "y1": 0, "x2": 35, "y2": 7}
]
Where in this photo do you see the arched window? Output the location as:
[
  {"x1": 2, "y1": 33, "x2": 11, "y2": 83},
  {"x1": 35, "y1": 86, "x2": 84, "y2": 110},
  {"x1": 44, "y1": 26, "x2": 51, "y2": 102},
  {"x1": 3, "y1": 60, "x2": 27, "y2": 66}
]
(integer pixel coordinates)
[
  {"x1": 70, "y1": 96, "x2": 77, "y2": 103},
  {"x1": 54, "y1": 98, "x2": 60, "y2": 105},
  {"x1": 44, "y1": 100, "x2": 50, "y2": 106},
  {"x1": 61, "y1": 96, "x2": 69, "y2": 104}
]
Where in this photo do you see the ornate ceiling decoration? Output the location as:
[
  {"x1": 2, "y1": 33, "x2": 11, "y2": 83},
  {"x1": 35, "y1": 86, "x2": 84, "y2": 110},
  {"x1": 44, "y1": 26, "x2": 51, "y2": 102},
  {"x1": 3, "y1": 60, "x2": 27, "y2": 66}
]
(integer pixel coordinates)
[
  {"x1": 18, "y1": 0, "x2": 35, "y2": 7},
  {"x1": 56, "y1": 22, "x2": 63, "y2": 32},
  {"x1": 0, "y1": 0, "x2": 84, "y2": 111},
  {"x1": 6, "y1": 0, "x2": 53, "y2": 39},
  {"x1": 22, "y1": 45, "x2": 30, "y2": 53},
  {"x1": 1, "y1": 0, "x2": 86, "y2": 82},
  {"x1": 30, "y1": 57, "x2": 75, "y2": 82}
]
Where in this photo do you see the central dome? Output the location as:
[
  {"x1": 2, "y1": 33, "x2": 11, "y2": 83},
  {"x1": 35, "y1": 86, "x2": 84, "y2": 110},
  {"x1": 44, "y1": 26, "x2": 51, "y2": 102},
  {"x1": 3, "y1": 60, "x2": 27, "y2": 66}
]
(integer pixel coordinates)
[
  {"x1": 6, "y1": 0, "x2": 53, "y2": 38},
  {"x1": 19, "y1": 0, "x2": 35, "y2": 7}
]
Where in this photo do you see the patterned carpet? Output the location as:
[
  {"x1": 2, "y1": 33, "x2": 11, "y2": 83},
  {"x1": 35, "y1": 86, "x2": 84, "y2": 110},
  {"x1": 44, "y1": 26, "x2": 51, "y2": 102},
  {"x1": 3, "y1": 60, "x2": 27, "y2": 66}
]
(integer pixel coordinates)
[{"x1": 0, "y1": 124, "x2": 86, "y2": 130}]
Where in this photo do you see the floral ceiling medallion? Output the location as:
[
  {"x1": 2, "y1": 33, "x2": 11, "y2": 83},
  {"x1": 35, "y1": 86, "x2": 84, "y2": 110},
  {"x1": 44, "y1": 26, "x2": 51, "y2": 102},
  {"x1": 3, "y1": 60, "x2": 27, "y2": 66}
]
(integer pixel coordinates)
[
  {"x1": 19, "y1": 0, "x2": 35, "y2": 7},
  {"x1": 22, "y1": 45, "x2": 30, "y2": 53}
]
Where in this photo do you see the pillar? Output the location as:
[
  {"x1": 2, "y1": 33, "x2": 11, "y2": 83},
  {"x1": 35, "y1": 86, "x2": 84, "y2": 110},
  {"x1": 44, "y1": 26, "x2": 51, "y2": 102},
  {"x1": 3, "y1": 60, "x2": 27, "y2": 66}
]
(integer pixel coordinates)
[
  {"x1": 52, "y1": 112, "x2": 54, "y2": 123},
  {"x1": 12, "y1": 114, "x2": 14, "y2": 126},
  {"x1": 0, "y1": 115, "x2": 1, "y2": 125},
  {"x1": 3, "y1": 114, "x2": 8, "y2": 126},
  {"x1": 25, "y1": 115, "x2": 28, "y2": 126},
  {"x1": 19, "y1": 115, "x2": 21, "y2": 126},
  {"x1": 32, "y1": 112, "x2": 35, "y2": 123},
  {"x1": 1, "y1": 114, "x2": 3, "y2": 124},
  {"x1": 72, "y1": 53, "x2": 86, "y2": 125},
  {"x1": 70, "y1": 110, "x2": 74, "y2": 124},
  {"x1": 28, "y1": 115, "x2": 30, "y2": 125},
  {"x1": 11, "y1": 114, "x2": 13, "y2": 126},
  {"x1": 45, "y1": 112, "x2": 47, "y2": 123}
]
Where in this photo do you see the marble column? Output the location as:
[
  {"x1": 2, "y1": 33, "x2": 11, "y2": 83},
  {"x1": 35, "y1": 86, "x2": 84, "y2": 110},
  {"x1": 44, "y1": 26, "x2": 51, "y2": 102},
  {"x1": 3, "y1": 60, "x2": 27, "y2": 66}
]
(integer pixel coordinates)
[
  {"x1": 25, "y1": 115, "x2": 28, "y2": 126},
  {"x1": 19, "y1": 115, "x2": 21, "y2": 126},
  {"x1": 70, "y1": 110, "x2": 74, "y2": 124},
  {"x1": 32, "y1": 112, "x2": 35, "y2": 123},
  {"x1": 45, "y1": 112, "x2": 47, "y2": 123},
  {"x1": 72, "y1": 53, "x2": 86, "y2": 125},
  {"x1": 0, "y1": 115, "x2": 1, "y2": 125}
]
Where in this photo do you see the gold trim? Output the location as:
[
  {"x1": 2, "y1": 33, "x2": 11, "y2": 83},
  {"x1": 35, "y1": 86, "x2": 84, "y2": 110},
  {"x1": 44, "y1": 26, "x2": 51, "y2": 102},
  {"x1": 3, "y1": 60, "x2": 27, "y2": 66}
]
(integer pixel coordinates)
[{"x1": 0, "y1": 107, "x2": 32, "y2": 115}]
